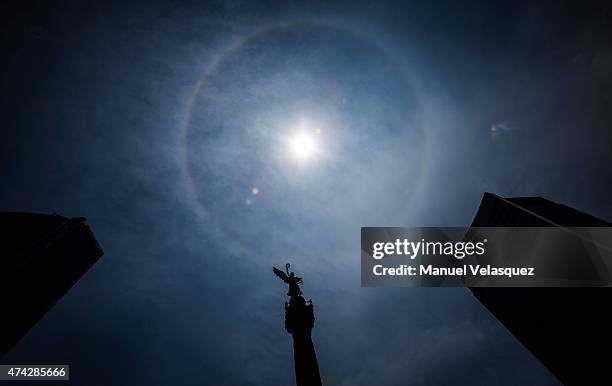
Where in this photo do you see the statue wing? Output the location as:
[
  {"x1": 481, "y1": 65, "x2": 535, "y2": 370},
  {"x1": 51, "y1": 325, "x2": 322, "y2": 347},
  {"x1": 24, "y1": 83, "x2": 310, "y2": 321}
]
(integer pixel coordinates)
[{"x1": 273, "y1": 266, "x2": 290, "y2": 283}]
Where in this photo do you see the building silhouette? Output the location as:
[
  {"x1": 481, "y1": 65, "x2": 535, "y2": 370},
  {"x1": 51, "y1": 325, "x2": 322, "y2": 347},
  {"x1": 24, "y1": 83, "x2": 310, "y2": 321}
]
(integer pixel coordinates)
[
  {"x1": 0, "y1": 212, "x2": 103, "y2": 358},
  {"x1": 470, "y1": 193, "x2": 611, "y2": 386}
]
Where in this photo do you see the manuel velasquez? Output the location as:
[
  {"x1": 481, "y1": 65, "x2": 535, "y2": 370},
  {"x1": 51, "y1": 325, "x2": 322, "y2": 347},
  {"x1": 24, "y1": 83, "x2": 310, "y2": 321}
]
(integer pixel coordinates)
[{"x1": 419, "y1": 264, "x2": 534, "y2": 277}]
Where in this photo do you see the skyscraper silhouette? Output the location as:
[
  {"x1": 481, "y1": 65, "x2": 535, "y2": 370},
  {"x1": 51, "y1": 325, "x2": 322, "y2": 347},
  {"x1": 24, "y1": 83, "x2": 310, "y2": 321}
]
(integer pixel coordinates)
[
  {"x1": 470, "y1": 193, "x2": 611, "y2": 386},
  {"x1": 0, "y1": 212, "x2": 103, "y2": 358}
]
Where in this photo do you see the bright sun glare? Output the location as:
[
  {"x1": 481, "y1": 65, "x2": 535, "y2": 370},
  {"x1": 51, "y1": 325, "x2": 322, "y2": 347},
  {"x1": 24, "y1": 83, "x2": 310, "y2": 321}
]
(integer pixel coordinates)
[{"x1": 289, "y1": 132, "x2": 316, "y2": 160}]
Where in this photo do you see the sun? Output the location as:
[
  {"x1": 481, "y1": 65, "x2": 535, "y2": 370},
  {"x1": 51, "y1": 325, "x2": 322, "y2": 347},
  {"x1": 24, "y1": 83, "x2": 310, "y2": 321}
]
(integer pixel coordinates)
[{"x1": 289, "y1": 132, "x2": 317, "y2": 160}]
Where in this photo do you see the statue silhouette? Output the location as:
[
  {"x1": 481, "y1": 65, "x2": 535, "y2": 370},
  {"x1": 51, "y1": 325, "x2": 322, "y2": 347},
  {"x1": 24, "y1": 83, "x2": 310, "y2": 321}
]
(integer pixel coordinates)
[{"x1": 273, "y1": 263, "x2": 303, "y2": 297}]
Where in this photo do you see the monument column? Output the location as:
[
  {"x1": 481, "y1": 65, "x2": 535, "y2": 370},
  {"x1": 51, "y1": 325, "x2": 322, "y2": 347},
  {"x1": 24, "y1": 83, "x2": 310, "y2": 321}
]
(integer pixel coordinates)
[{"x1": 274, "y1": 264, "x2": 323, "y2": 386}]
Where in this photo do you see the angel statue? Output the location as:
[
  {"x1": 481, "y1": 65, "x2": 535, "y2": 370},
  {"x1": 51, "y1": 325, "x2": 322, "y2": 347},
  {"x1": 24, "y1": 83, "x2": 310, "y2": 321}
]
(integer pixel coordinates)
[{"x1": 273, "y1": 263, "x2": 303, "y2": 297}]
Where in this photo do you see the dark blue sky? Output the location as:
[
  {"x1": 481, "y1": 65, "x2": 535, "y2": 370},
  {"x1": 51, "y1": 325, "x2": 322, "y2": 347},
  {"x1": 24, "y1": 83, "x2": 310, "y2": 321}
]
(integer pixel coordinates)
[{"x1": 2, "y1": 1, "x2": 612, "y2": 385}]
